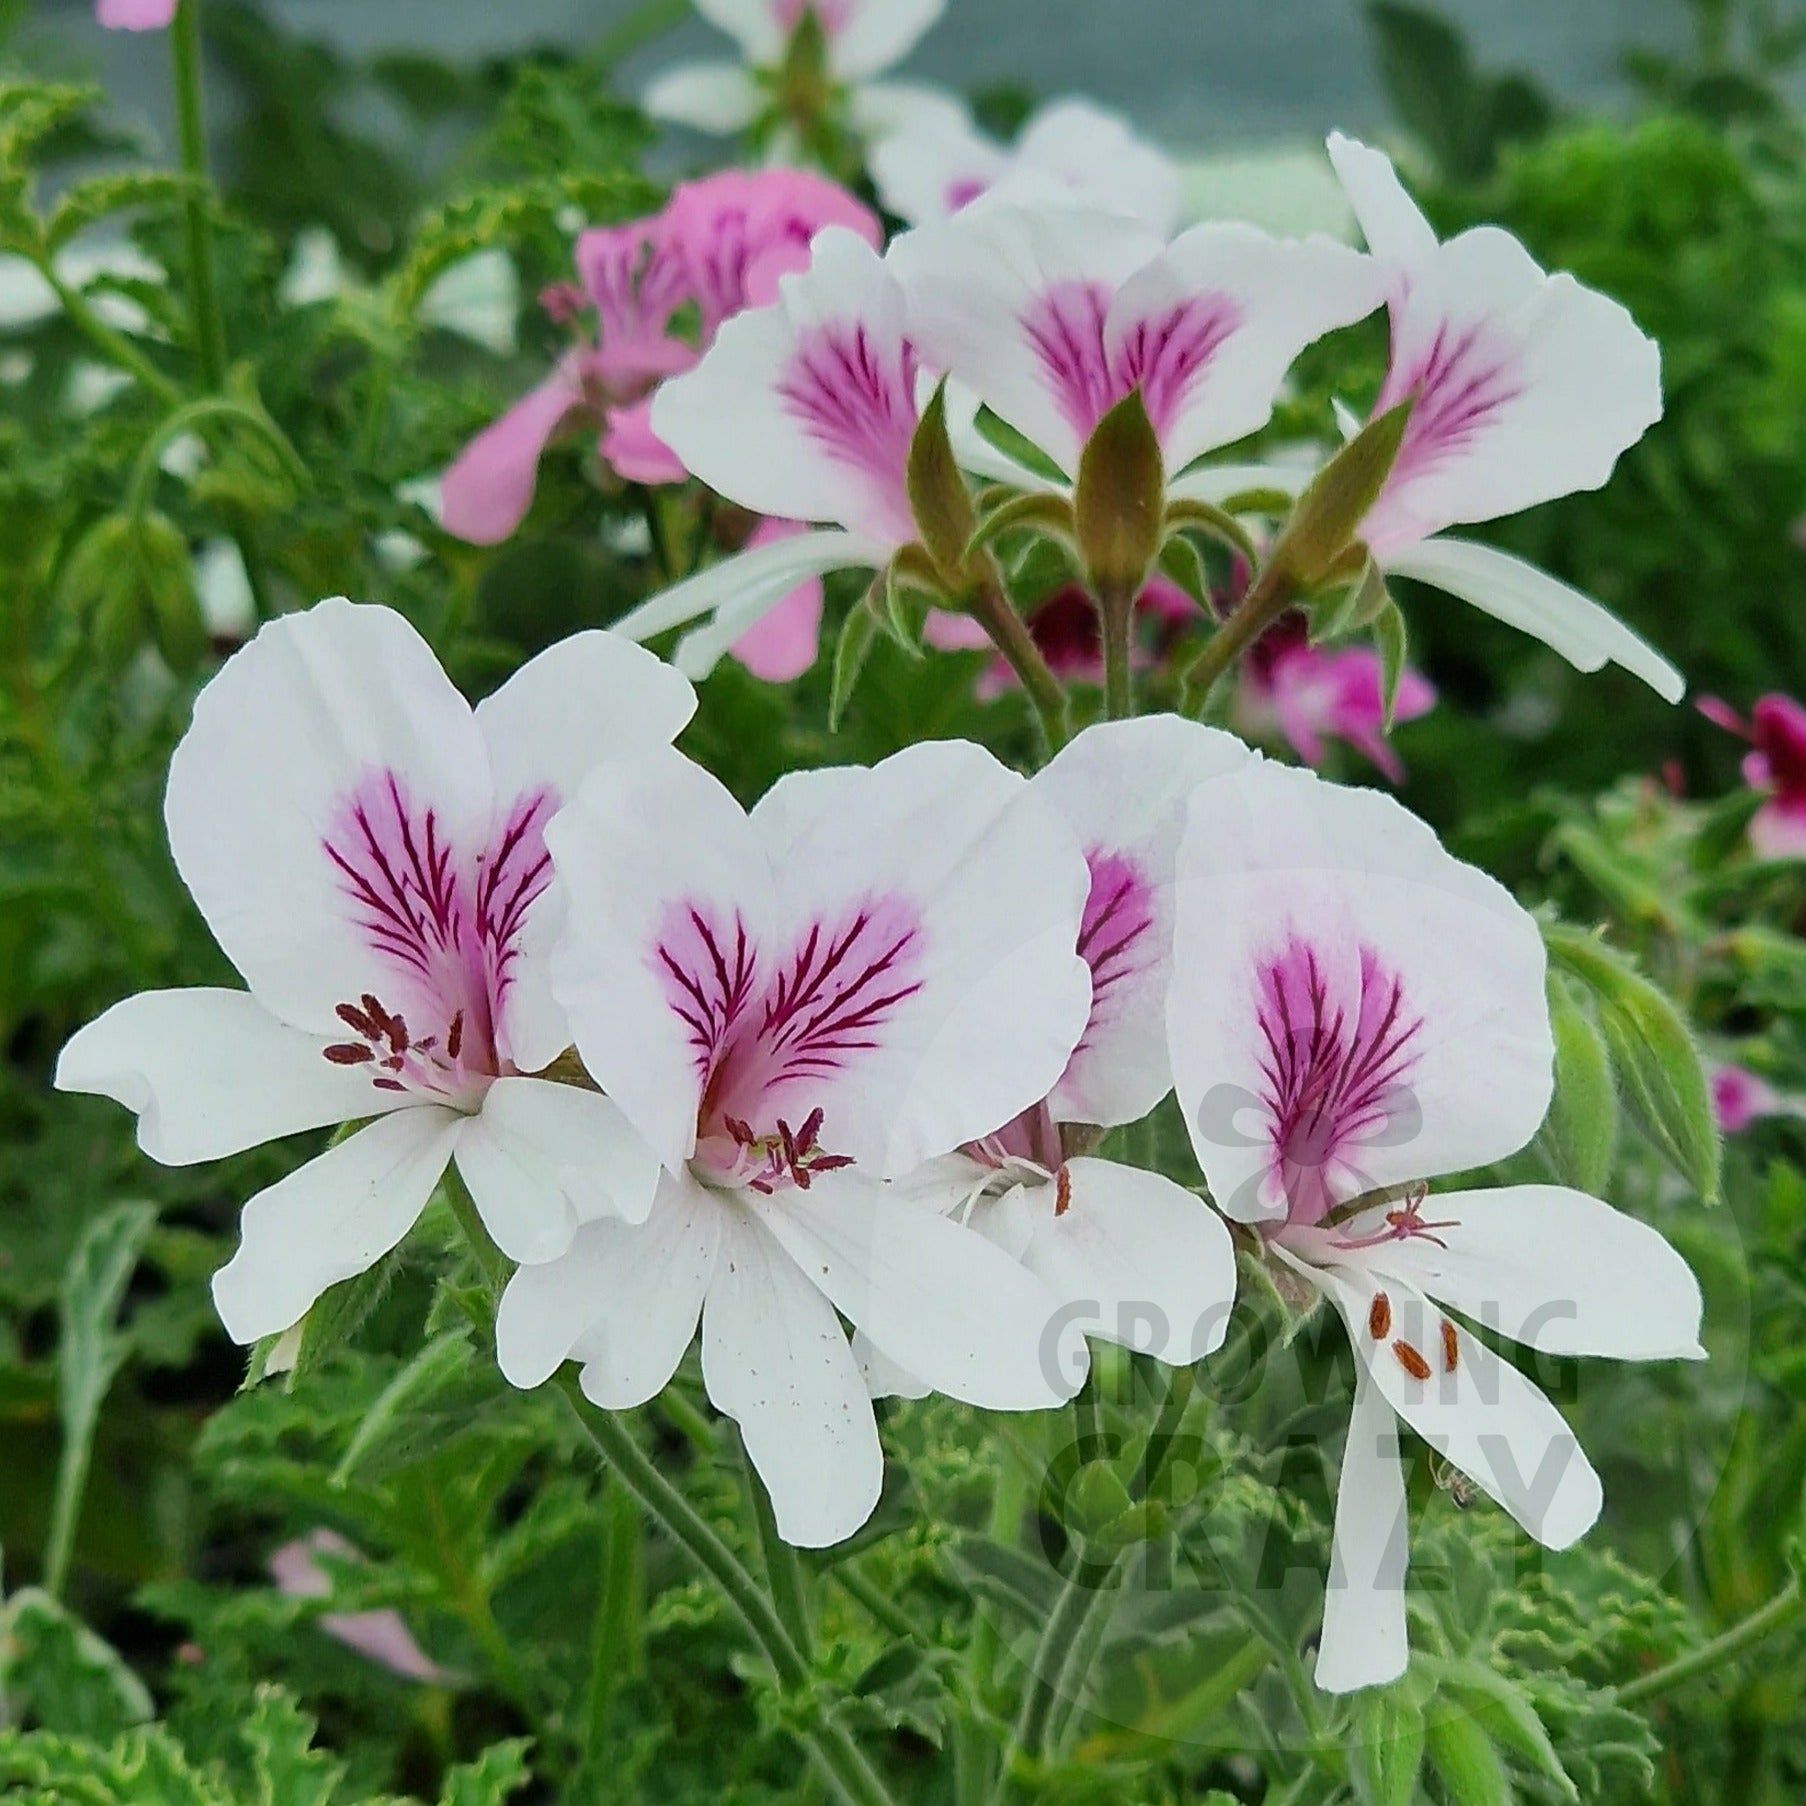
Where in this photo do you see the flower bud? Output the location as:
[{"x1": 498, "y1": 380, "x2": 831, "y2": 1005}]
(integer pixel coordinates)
[{"x1": 1074, "y1": 388, "x2": 1165, "y2": 598}]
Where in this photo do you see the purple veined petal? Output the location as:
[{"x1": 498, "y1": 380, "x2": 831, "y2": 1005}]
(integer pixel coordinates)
[
  {"x1": 1314, "y1": 1356, "x2": 1410, "y2": 1694},
  {"x1": 54, "y1": 988, "x2": 414, "y2": 1166},
  {"x1": 574, "y1": 221, "x2": 693, "y2": 393},
  {"x1": 441, "y1": 361, "x2": 588, "y2": 546},
  {"x1": 1014, "y1": 1156, "x2": 1237, "y2": 1366},
  {"x1": 1031, "y1": 716, "x2": 1252, "y2": 1128},
  {"x1": 164, "y1": 600, "x2": 495, "y2": 1041},
  {"x1": 701, "y1": 1207, "x2": 884, "y2": 1548},
  {"x1": 890, "y1": 202, "x2": 1167, "y2": 477},
  {"x1": 1167, "y1": 760, "x2": 1553, "y2": 1227},
  {"x1": 1349, "y1": 1182, "x2": 1705, "y2": 1362},
  {"x1": 1384, "y1": 534, "x2": 1683, "y2": 702},
  {"x1": 96, "y1": 0, "x2": 177, "y2": 27},
  {"x1": 212, "y1": 1108, "x2": 464, "y2": 1344},
  {"x1": 746, "y1": 1170, "x2": 1087, "y2": 1409},
  {"x1": 1105, "y1": 225, "x2": 1385, "y2": 472},
  {"x1": 728, "y1": 520, "x2": 826, "y2": 681},
  {"x1": 653, "y1": 228, "x2": 921, "y2": 543},
  {"x1": 546, "y1": 748, "x2": 777, "y2": 1173},
  {"x1": 1307, "y1": 1256, "x2": 1603, "y2": 1551},
  {"x1": 746, "y1": 740, "x2": 1093, "y2": 1176},
  {"x1": 269, "y1": 1532, "x2": 456, "y2": 1685}
]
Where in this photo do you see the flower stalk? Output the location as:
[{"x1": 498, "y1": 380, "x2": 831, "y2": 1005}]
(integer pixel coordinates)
[{"x1": 171, "y1": 0, "x2": 228, "y2": 388}]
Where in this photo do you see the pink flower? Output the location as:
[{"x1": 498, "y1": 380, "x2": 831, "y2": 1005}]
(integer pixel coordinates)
[
  {"x1": 727, "y1": 519, "x2": 825, "y2": 682},
  {"x1": 1712, "y1": 1063, "x2": 1782, "y2": 1135},
  {"x1": 269, "y1": 1532, "x2": 455, "y2": 1685},
  {"x1": 1236, "y1": 617, "x2": 1436, "y2": 783},
  {"x1": 97, "y1": 0, "x2": 176, "y2": 27},
  {"x1": 1700, "y1": 692, "x2": 1806, "y2": 859},
  {"x1": 441, "y1": 170, "x2": 877, "y2": 546}
]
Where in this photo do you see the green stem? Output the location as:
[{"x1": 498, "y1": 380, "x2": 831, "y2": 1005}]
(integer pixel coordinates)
[
  {"x1": 42, "y1": 1421, "x2": 94, "y2": 1601},
  {"x1": 123, "y1": 395, "x2": 309, "y2": 522},
  {"x1": 1096, "y1": 580, "x2": 1135, "y2": 720},
  {"x1": 42, "y1": 265, "x2": 181, "y2": 407},
  {"x1": 1615, "y1": 1575, "x2": 1806, "y2": 1707},
  {"x1": 740, "y1": 1429, "x2": 812, "y2": 1653},
  {"x1": 969, "y1": 566, "x2": 1068, "y2": 754},
  {"x1": 171, "y1": 0, "x2": 228, "y2": 387},
  {"x1": 581, "y1": 1480, "x2": 643, "y2": 1767},
  {"x1": 441, "y1": 1179, "x2": 899, "y2": 1806},
  {"x1": 1177, "y1": 561, "x2": 1297, "y2": 714},
  {"x1": 835, "y1": 1565, "x2": 921, "y2": 1644}
]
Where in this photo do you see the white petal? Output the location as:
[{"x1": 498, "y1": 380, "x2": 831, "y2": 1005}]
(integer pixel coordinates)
[
  {"x1": 750, "y1": 740, "x2": 1093, "y2": 1175},
  {"x1": 1016, "y1": 1159, "x2": 1236, "y2": 1365},
  {"x1": 1107, "y1": 225, "x2": 1384, "y2": 471},
  {"x1": 165, "y1": 599, "x2": 491, "y2": 1036},
  {"x1": 692, "y1": 0, "x2": 784, "y2": 59},
  {"x1": 496, "y1": 1169, "x2": 721, "y2": 1397},
  {"x1": 1165, "y1": 461, "x2": 1311, "y2": 508},
  {"x1": 890, "y1": 201, "x2": 1166, "y2": 476},
  {"x1": 701, "y1": 1208, "x2": 884, "y2": 1548},
  {"x1": 55, "y1": 988, "x2": 405, "y2": 1165},
  {"x1": 454, "y1": 1076, "x2": 662, "y2": 1265},
  {"x1": 651, "y1": 229, "x2": 920, "y2": 544},
  {"x1": 642, "y1": 62, "x2": 764, "y2": 133},
  {"x1": 1385, "y1": 535, "x2": 1683, "y2": 703},
  {"x1": 1325, "y1": 133, "x2": 1438, "y2": 271},
  {"x1": 1014, "y1": 98, "x2": 1184, "y2": 236},
  {"x1": 846, "y1": 79, "x2": 970, "y2": 141},
  {"x1": 1363, "y1": 1184, "x2": 1705, "y2": 1361},
  {"x1": 613, "y1": 529, "x2": 890, "y2": 646},
  {"x1": 1035, "y1": 716, "x2": 1251, "y2": 1126},
  {"x1": 1367, "y1": 225, "x2": 1661, "y2": 553},
  {"x1": 870, "y1": 111, "x2": 1000, "y2": 226},
  {"x1": 1316, "y1": 1361, "x2": 1410, "y2": 1693},
  {"x1": 211, "y1": 1108, "x2": 461, "y2": 1344},
  {"x1": 831, "y1": 0, "x2": 946, "y2": 78},
  {"x1": 850, "y1": 1328, "x2": 932, "y2": 1400},
  {"x1": 474, "y1": 630, "x2": 696, "y2": 810},
  {"x1": 1168, "y1": 759, "x2": 1554, "y2": 1225},
  {"x1": 546, "y1": 749, "x2": 775, "y2": 1172},
  {"x1": 748, "y1": 1172, "x2": 1086, "y2": 1408},
  {"x1": 1310, "y1": 1255, "x2": 1602, "y2": 1550}
]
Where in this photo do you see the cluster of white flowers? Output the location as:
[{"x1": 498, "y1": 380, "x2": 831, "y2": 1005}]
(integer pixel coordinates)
[{"x1": 66, "y1": 0, "x2": 1706, "y2": 1697}]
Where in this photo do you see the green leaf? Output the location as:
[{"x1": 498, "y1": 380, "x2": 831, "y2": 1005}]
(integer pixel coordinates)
[
  {"x1": 289, "y1": 1244, "x2": 407, "y2": 1382},
  {"x1": 438, "y1": 1741, "x2": 534, "y2": 1806},
  {"x1": 1372, "y1": 598, "x2": 1409, "y2": 729},
  {"x1": 1535, "y1": 974, "x2": 1620, "y2": 1195},
  {"x1": 1074, "y1": 387, "x2": 1165, "y2": 596},
  {"x1": 1424, "y1": 1705, "x2": 1514, "y2": 1806},
  {"x1": 905, "y1": 381, "x2": 978, "y2": 580},
  {"x1": 1545, "y1": 924, "x2": 1720, "y2": 1203},
  {"x1": 1349, "y1": 1682, "x2": 1427, "y2": 1806},
  {"x1": 0, "y1": 1590, "x2": 154, "y2": 1739},
  {"x1": 829, "y1": 584, "x2": 882, "y2": 732},
  {"x1": 1435, "y1": 1658, "x2": 1579, "y2": 1803},
  {"x1": 966, "y1": 489, "x2": 1077, "y2": 559},
  {"x1": 47, "y1": 171, "x2": 197, "y2": 251}
]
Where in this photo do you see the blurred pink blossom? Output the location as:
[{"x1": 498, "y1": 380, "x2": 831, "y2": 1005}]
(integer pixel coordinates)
[
  {"x1": 269, "y1": 1531, "x2": 455, "y2": 1686},
  {"x1": 1699, "y1": 693, "x2": 1806, "y2": 859},
  {"x1": 97, "y1": 0, "x2": 176, "y2": 28},
  {"x1": 1712, "y1": 1063, "x2": 1783, "y2": 1135},
  {"x1": 442, "y1": 169, "x2": 877, "y2": 546}
]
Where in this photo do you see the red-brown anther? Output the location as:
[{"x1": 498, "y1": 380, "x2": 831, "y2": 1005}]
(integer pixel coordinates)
[
  {"x1": 447, "y1": 1011, "x2": 464, "y2": 1061},
  {"x1": 1368, "y1": 1291, "x2": 1392, "y2": 1340},
  {"x1": 1440, "y1": 1319, "x2": 1459, "y2": 1373},
  {"x1": 1392, "y1": 1340, "x2": 1432, "y2": 1381},
  {"x1": 725, "y1": 1116, "x2": 756, "y2": 1146},
  {"x1": 811, "y1": 1154, "x2": 855, "y2": 1173},
  {"x1": 324, "y1": 1042, "x2": 373, "y2": 1065},
  {"x1": 797, "y1": 1106, "x2": 825, "y2": 1153},
  {"x1": 337, "y1": 1002, "x2": 380, "y2": 1040},
  {"x1": 777, "y1": 1118, "x2": 801, "y2": 1173},
  {"x1": 1054, "y1": 1166, "x2": 1073, "y2": 1217},
  {"x1": 373, "y1": 1077, "x2": 406, "y2": 1093},
  {"x1": 386, "y1": 1014, "x2": 409, "y2": 1055}
]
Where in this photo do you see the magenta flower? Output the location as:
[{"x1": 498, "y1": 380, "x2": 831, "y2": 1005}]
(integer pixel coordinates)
[
  {"x1": 96, "y1": 0, "x2": 176, "y2": 27},
  {"x1": 1700, "y1": 692, "x2": 1806, "y2": 860},
  {"x1": 1236, "y1": 617, "x2": 1437, "y2": 783},
  {"x1": 269, "y1": 1532, "x2": 455, "y2": 1685},
  {"x1": 1712, "y1": 1063, "x2": 1783, "y2": 1134},
  {"x1": 441, "y1": 169, "x2": 878, "y2": 546}
]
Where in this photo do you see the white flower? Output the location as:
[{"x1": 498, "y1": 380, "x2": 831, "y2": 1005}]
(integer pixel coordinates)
[
  {"x1": 1317, "y1": 134, "x2": 1680, "y2": 701},
  {"x1": 495, "y1": 740, "x2": 1096, "y2": 1545},
  {"x1": 645, "y1": 0, "x2": 961, "y2": 144},
  {"x1": 862, "y1": 717, "x2": 1245, "y2": 1398},
  {"x1": 618, "y1": 227, "x2": 924, "y2": 676},
  {"x1": 1164, "y1": 758, "x2": 1705, "y2": 1692},
  {"x1": 887, "y1": 199, "x2": 1382, "y2": 494},
  {"x1": 872, "y1": 97, "x2": 1182, "y2": 235},
  {"x1": 57, "y1": 600, "x2": 694, "y2": 1342}
]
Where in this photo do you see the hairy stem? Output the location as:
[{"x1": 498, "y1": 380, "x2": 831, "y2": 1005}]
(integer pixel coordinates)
[
  {"x1": 41, "y1": 265, "x2": 181, "y2": 407},
  {"x1": 442, "y1": 1179, "x2": 899, "y2": 1806},
  {"x1": 1177, "y1": 561, "x2": 1296, "y2": 713},
  {"x1": 969, "y1": 566, "x2": 1068, "y2": 754},
  {"x1": 1096, "y1": 580, "x2": 1136, "y2": 720},
  {"x1": 171, "y1": 0, "x2": 228, "y2": 387},
  {"x1": 1616, "y1": 1574, "x2": 1806, "y2": 1707}
]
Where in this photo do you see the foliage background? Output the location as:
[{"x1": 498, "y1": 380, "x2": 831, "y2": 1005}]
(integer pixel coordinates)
[{"x1": 0, "y1": 1, "x2": 1803, "y2": 1801}]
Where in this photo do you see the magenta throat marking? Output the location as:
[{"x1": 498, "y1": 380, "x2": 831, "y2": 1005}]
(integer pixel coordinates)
[
  {"x1": 1378, "y1": 317, "x2": 1525, "y2": 495},
  {"x1": 654, "y1": 893, "x2": 925, "y2": 1189},
  {"x1": 1254, "y1": 935, "x2": 1423, "y2": 1226},
  {"x1": 1067, "y1": 847, "x2": 1156, "y2": 1071},
  {"x1": 320, "y1": 769, "x2": 557, "y2": 1103}
]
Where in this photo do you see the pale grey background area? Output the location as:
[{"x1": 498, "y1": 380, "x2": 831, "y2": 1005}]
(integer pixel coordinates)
[{"x1": 35, "y1": 0, "x2": 1704, "y2": 153}]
